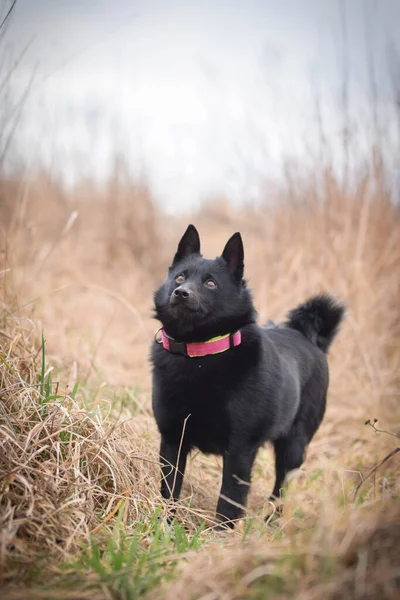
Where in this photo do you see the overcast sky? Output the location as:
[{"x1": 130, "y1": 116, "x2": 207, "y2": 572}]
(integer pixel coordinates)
[{"x1": 2, "y1": 0, "x2": 400, "y2": 210}]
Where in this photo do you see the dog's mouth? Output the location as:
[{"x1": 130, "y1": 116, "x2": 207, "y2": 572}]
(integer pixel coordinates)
[{"x1": 169, "y1": 298, "x2": 207, "y2": 318}]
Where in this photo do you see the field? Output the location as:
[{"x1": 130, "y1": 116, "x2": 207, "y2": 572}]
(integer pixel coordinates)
[{"x1": 1, "y1": 164, "x2": 400, "y2": 599}]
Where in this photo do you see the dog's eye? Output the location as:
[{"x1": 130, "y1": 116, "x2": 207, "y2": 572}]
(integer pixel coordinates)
[
  {"x1": 175, "y1": 274, "x2": 185, "y2": 284},
  {"x1": 205, "y1": 279, "x2": 217, "y2": 289}
]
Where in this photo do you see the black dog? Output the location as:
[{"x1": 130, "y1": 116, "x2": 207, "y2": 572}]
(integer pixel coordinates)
[{"x1": 151, "y1": 225, "x2": 345, "y2": 527}]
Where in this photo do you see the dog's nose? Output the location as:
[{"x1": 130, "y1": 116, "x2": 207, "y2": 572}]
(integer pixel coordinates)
[{"x1": 173, "y1": 286, "x2": 190, "y2": 299}]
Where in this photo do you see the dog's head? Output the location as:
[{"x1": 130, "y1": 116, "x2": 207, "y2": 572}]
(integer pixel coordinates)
[{"x1": 154, "y1": 225, "x2": 256, "y2": 341}]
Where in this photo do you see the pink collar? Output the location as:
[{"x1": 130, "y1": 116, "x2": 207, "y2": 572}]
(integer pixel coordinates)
[{"x1": 155, "y1": 328, "x2": 241, "y2": 357}]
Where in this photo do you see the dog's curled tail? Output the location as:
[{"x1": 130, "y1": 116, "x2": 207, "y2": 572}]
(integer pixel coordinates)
[{"x1": 285, "y1": 294, "x2": 345, "y2": 353}]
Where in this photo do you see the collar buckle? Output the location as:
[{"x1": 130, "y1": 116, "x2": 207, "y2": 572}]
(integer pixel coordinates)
[{"x1": 168, "y1": 338, "x2": 188, "y2": 356}]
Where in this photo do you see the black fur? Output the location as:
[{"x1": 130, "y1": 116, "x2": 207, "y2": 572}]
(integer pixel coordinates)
[
  {"x1": 285, "y1": 295, "x2": 345, "y2": 353},
  {"x1": 151, "y1": 225, "x2": 345, "y2": 527}
]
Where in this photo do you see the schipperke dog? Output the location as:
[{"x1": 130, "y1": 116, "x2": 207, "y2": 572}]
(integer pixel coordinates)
[{"x1": 151, "y1": 225, "x2": 345, "y2": 527}]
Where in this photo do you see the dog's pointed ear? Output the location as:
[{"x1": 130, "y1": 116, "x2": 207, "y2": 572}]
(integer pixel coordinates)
[
  {"x1": 173, "y1": 224, "x2": 201, "y2": 265},
  {"x1": 222, "y1": 232, "x2": 244, "y2": 280}
]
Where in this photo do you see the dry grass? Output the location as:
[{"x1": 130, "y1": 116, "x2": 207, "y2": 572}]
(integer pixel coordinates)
[
  {"x1": 0, "y1": 296, "x2": 156, "y2": 570},
  {"x1": 1, "y1": 163, "x2": 399, "y2": 599}
]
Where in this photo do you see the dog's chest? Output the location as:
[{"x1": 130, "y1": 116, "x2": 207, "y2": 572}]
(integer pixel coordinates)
[{"x1": 153, "y1": 357, "x2": 234, "y2": 454}]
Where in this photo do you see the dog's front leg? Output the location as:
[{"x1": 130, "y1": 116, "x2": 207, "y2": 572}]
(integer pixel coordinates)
[
  {"x1": 159, "y1": 437, "x2": 188, "y2": 502},
  {"x1": 216, "y1": 447, "x2": 257, "y2": 528}
]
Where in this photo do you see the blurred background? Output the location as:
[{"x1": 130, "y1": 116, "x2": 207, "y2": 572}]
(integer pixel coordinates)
[{"x1": 2, "y1": 0, "x2": 400, "y2": 208}]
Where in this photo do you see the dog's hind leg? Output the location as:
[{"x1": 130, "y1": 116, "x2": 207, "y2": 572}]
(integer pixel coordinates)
[
  {"x1": 270, "y1": 430, "x2": 308, "y2": 501},
  {"x1": 268, "y1": 387, "x2": 327, "y2": 518}
]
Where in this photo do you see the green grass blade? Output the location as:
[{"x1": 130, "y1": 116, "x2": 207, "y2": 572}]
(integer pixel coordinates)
[{"x1": 71, "y1": 381, "x2": 79, "y2": 399}]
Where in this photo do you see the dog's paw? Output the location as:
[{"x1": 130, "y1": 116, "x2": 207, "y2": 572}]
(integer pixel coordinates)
[{"x1": 264, "y1": 498, "x2": 283, "y2": 525}]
